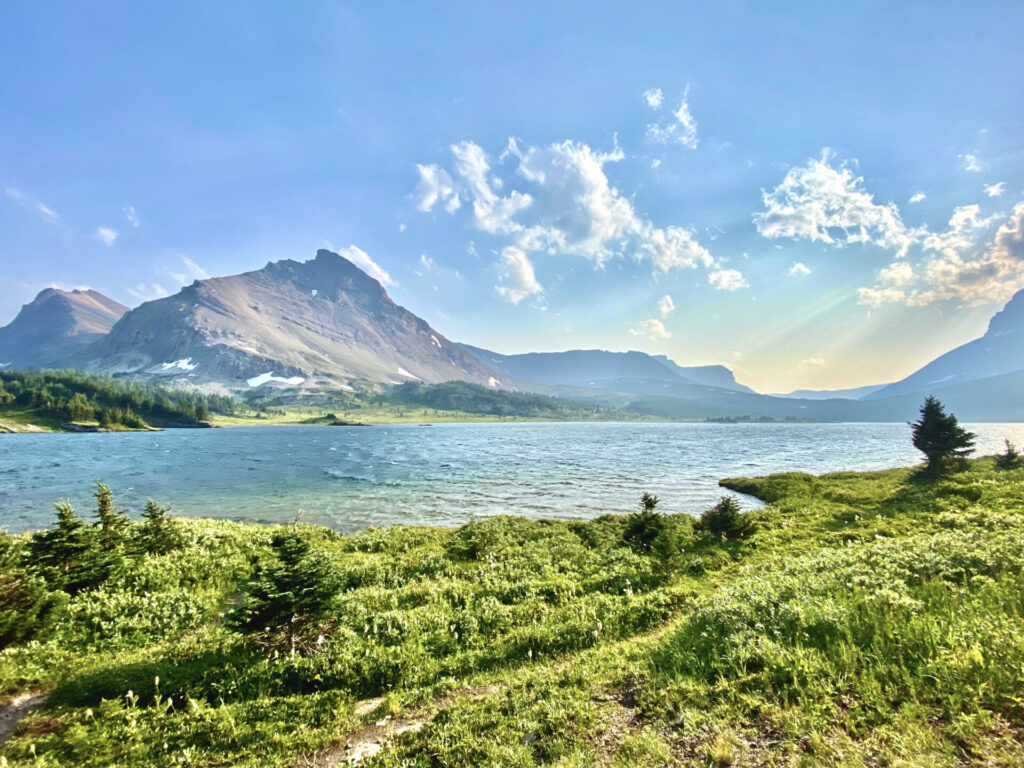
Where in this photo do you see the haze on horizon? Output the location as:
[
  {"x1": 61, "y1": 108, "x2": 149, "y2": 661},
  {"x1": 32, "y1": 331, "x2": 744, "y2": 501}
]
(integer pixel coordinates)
[{"x1": 1, "y1": 1, "x2": 1021, "y2": 393}]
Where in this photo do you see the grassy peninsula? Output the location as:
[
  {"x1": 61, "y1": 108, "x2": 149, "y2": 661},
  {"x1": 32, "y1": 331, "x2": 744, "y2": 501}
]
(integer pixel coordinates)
[{"x1": 2, "y1": 456, "x2": 1023, "y2": 766}]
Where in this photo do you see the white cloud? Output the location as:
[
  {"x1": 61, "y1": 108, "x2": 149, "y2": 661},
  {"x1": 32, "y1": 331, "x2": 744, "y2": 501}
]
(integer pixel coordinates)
[
  {"x1": 642, "y1": 88, "x2": 664, "y2": 109},
  {"x1": 960, "y1": 153, "x2": 982, "y2": 172},
  {"x1": 645, "y1": 86, "x2": 698, "y2": 148},
  {"x1": 909, "y1": 192, "x2": 926, "y2": 204},
  {"x1": 419, "y1": 253, "x2": 435, "y2": 271},
  {"x1": 754, "y1": 150, "x2": 918, "y2": 255},
  {"x1": 708, "y1": 268, "x2": 748, "y2": 291},
  {"x1": 452, "y1": 141, "x2": 531, "y2": 233},
  {"x1": 414, "y1": 164, "x2": 462, "y2": 214},
  {"x1": 5, "y1": 186, "x2": 60, "y2": 223},
  {"x1": 126, "y1": 282, "x2": 170, "y2": 302},
  {"x1": 658, "y1": 294, "x2": 675, "y2": 317},
  {"x1": 398, "y1": 223, "x2": 407, "y2": 232},
  {"x1": 629, "y1": 318, "x2": 672, "y2": 340},
  {"x1": 95, "y1": 227, "x2": 118, "y2": 246},
  {"x1": 798, "y1": 357, "x2": 827, "y2": 371},
  {"x1": 788, "y1": 261, "x2": 811, "y2": 276},
  {"x1": 168, "y1": 256, "x2": 210, "y2": 285},
  {"x1": 123, "y1": 205, "x2": 140, "y2": 227},
  {"x1": 878, "y1": 261, "x2": 915, "y2": 286},
  {"x1": 856, "y1": 286, "x2": 906, "y2": 306},
  {"x1": 338, "y1": 245, "x2": 395, "y2": 287},
  {"x1": 415, "y1": 136, "x2": 737, "y2": 297},
  {"x1": 985, "y1": 181, "x2": 1006, "y2": 198},
  {"x1": 494, "y1": 246, "x2": 542, "y2": 304}
]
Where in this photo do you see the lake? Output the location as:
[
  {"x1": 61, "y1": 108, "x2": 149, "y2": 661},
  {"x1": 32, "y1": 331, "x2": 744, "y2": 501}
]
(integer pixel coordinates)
[{"x1": 3, "y1": 421, "x2": 1024, "y2": 534}]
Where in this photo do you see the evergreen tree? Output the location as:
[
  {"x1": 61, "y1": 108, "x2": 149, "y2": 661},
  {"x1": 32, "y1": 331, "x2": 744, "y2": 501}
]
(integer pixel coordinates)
[
  {"x1": 25, "y1": 501, "x2": 103, "y2": 594},
  {"x1": 995, "y1": 439, "x2": 1023, "y2": 470},
  {"x1": 230, "y1": 533, "x2": 342, "y2": 657},
  {"x1": 137, "y1": 500, "x2": 184, "y2": 555},
  {"x1": 910, "y1": 396, "x2": 976, "y2": 477},
  {"x1": 94, "y1": 482, "x2": 130, "y2": 546},
  {"x1": 700, "y1": 496, "x2": 757, "y2": 541},
  {"x1": 623, "y1": 492, "x2": 664, "y2": 554}
]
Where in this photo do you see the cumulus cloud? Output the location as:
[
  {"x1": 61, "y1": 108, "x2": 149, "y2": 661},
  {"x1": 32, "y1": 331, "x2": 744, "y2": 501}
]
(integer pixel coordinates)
[
  {"x1": 754, "y1": 150, "x2": 918, "y2": 255},
  {"x1": 645, "y1": 86, "x2": 698, "y2": 148},
  {"x1": 788, "y1": 261, "x2": 811, "y2": 276},
  {"x1": 658, "y1": 294, "x2": 675, "y2": 317},
  {"x1": 415, "y1": 135, "x2": 737, "y2": 294},
  {"x1": 708, "y1": 268, "x2": 748, "y2": 291},
  {"x1": 642, "y1": 88, "x2": 664, "y2": 109},
  {"x1": 123, "y1": 205, "x2": 140, "y2": 227},
  {"x1": 415, "y1": 136, "x2": 739, "y2": 299},
  {"x1": 985, "y1": 181, "x2": 1006, "y2": 198},
  {"x1": 338, "y1": 245, "x2": 395, "y2": 287},
  {"x1": 4, "y1": 186, "x2": 60, "y2": 223},
  {"x1": 758, "y1": 150, "x2": 1023, "y2": 307},
  {"x1": 95, "y1": 227, "x2": 118, "y2": 246},
  {"x1": 495, "y1": 246, "x2": 542, "y2": 304},
  {"x1": 909, "y1": 192, "x2": 926, "y2": 204},
  {"x1": 629, "y1": 318, "x2": 671, "y2": 340}
]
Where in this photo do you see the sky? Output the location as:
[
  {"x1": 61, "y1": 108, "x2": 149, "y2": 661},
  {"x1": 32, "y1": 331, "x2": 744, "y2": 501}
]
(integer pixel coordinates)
[{"x1": 1, "y1": 1, "x2": 1022, "y2": 393}]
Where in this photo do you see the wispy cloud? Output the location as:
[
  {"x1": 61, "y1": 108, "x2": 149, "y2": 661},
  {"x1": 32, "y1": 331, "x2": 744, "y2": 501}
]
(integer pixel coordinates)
[
  {"x1": 95, "y1": 227, "x2": 119, "y2": 246},
  {"x1": 123, "y1": 205, "x2": 140, "y2": 227},
  {"x1": 788, "y1": 261, "x2": 811, "y2": 276},
  {"x1": 798, "y1": 356, "x2": 827, "y2": 371},
  {"x1": 658, "y1": 294, "x2": 675, "y2": 317},
  {"x1": 495, "y1": 246, "x2": 542, "y2": 304},
  {"x1": 167, "y1": 256, "x2": 210, "y2": 285},
  {"x1": 960, "y1": 153, "x2": 982, "y2": 172},
  {"x1": 629, "y1": 318, "x2": 671, "y2": 340},
  {"x1": 645, "y1": 85, "x2": 698, "y2": 148},
  {"x1": 338, "y1": 245, "x2": 395, "y2": 287},
  {"x1": 4, "y1": 186, "x2": 61, "y2": 223},
  {"x1": 125, "y1": 282, "x2": 170, "y2": 303},
  {"x1": 909, "y1": 192, "x2": 926, "y2": 204}
]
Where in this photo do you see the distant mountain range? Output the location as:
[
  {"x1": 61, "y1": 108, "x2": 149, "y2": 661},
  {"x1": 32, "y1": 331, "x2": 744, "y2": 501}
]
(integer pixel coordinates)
[{"x1": 1, "y1": 251, "x2": 1022, "y2": 421}]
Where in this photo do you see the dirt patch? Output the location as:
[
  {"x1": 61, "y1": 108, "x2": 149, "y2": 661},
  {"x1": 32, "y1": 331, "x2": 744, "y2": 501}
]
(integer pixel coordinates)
[
  {"x1": 307, "y1": 684, "x2": 503, "y2": 766},
  {"x1": 0, "y1": 692, "x2": 50, "y2": 744}
]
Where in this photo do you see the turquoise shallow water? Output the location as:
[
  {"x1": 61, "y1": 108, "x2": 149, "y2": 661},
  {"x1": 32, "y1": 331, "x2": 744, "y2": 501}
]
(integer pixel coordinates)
[{"x1": 3, "y1": 421, "x2": 1024, "y2": 534}]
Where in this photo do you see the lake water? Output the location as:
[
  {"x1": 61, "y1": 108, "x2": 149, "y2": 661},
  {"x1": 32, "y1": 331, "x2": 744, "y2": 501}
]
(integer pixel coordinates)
[{"x1": 3, "y1": 422, "x2": 1024, "y2": 534}]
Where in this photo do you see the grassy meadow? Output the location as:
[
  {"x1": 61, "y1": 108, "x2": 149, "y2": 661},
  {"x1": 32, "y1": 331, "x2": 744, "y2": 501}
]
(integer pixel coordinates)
[{"x1": 1, "y1": 457, "x2": 1023, "y2": 766}]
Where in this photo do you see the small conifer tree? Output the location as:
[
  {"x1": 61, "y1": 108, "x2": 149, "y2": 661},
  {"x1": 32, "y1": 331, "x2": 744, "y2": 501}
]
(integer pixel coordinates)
[
  {"x1": 995, "y1": 439, "x2": 1023, "y2": 470},
  {"x1": 910, "y1": 396, "x2": 976, "y2": 477},
  {"x1": 230, "y1": 533, "x2": 342, "y2": 657},
  {"x1": 624, "y1": 492, "x2": 664, "y2": 554},
  {"x1": 137, "y1": 500, "x2": 184, "y2": 555},
  {"x1": 26, "y1": 501, "x2": 102, "y2": 594},
  {"x1": 700, "y1": 496, "x2": 757, "y2": 541}
]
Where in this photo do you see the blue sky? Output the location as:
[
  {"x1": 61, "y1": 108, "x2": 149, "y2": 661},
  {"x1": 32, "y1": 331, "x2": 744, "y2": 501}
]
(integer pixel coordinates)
[{"x1": 1, "y1": 1, "x2": 1021, "y2": 392}]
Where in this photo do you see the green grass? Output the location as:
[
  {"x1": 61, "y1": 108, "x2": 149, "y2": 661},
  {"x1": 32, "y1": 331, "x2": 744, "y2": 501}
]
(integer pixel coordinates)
[{"x1": 2, "y1": 458, "x2": 1024, "y2": 766}]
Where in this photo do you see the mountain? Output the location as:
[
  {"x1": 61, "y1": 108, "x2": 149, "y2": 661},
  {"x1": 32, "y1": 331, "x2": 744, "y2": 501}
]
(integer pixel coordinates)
[
  {"x1": 772, "y1": 383, "x2": 888, "y2": 401},
  {"x1": 81, "y1": 250, "x2": 502, "y2": 390},
  {"x1": 650, "y1": 355, "x2": 754, "y2": 393},
  {"x1": 866, "y1": 289, "x2": 1024, "y2": 401},
  {"x1": 0, "y1": 288, "x2": 128, "y2": 369},
  {"x1": 459, "y1": 345, "x2": 753, "y2": 393}
]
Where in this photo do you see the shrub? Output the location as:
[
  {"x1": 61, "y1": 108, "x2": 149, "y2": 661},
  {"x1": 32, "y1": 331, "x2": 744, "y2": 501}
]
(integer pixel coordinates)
[{"x1": 135, "y1": 500, "x2": 184, "y2": 555}]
